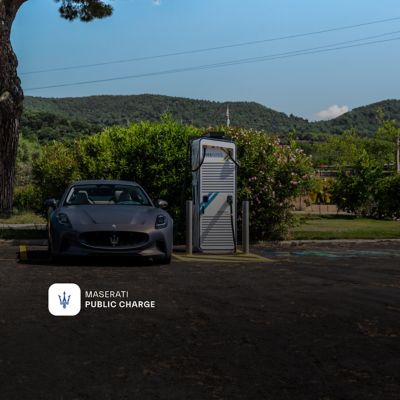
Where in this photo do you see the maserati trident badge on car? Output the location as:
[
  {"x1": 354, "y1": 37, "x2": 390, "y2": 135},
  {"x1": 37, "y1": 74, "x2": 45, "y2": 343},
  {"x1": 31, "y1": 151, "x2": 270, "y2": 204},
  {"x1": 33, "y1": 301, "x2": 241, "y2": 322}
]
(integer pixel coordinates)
[{"x1": 110, "y1": 232, "x2": 119, "y2": 247}]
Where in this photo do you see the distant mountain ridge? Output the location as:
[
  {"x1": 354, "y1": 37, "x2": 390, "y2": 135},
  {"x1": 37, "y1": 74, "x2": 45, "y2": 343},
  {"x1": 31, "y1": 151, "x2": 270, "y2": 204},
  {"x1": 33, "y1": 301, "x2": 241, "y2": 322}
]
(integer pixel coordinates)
[{"x1": 21, "y1": 94, "x2": 400, "y2": 142}]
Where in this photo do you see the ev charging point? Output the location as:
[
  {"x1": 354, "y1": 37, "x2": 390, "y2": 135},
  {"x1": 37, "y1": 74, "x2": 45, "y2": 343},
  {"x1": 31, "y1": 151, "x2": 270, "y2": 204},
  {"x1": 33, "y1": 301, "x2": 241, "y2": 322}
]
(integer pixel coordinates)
[{"x1": 191, "y1": 133, "x2": 237, "y2": 253}]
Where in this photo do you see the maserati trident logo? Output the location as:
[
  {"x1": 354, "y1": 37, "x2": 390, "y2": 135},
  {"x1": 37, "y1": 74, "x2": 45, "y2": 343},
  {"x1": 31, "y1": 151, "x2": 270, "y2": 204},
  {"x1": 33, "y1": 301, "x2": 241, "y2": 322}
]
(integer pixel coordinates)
[
  {"x1": 49, "y1": 283, "x2": 81, "y2": 316},
  {"x1": 58, "y1": 291, "x2": 71, "y2": 309},
  {"x1": 110, "y1": 232, "x2": 119, "y2": 247}
]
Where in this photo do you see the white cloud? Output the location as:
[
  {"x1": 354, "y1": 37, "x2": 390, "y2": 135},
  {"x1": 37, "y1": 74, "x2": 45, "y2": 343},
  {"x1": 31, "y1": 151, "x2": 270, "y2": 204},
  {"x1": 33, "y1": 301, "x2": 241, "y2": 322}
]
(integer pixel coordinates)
[
  {"x1": 153, "y1": 0, "x2": 161, "y2": 5},
  {"x1": 316, "y1": 104, "x2": 350, "y2": 121}
]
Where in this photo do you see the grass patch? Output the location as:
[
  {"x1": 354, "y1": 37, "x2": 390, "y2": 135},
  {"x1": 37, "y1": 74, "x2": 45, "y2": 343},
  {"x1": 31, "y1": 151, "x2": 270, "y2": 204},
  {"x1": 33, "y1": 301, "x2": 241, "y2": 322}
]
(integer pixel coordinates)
[
  {"x1": 292, "y1": 215, "x2": 400, "y2": 240},
  {"x1": 0, "y1": 211, "x2": 46, "y2": 225},
  {"x1": 0, "y1": 211, "x2": 46, "y2": 240}
]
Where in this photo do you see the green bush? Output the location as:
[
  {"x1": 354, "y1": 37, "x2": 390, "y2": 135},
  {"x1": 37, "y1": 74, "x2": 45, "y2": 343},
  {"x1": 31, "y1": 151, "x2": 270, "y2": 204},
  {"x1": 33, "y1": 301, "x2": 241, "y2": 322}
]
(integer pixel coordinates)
[
  {"x1": 31, "y1": 119, "x2": 315, "y2": 240},
  {"x1": 308, "y1": 177, "x2": 334, "y2": 205},
  {"x1": 330, "y1": 152, "x2": 382, "y2": 216},
  {"x1": 32, "y1": 141, "x2": 81, "y2": 206},
  {"x1": 374, "y1": 174, "x2": 400, "y2": 219},
  {"x1": 15, "y1": 136, "x2": 41, "y2": 187},
  {"x1": 331, "y1": 151, "x2": 400, "y2": 219},
  {"x1": 13, "y1": 184, "x2": 43, "y2": 213},
  {"x1": 78, "y1": 117, "x2": 200, "y2": 239}
]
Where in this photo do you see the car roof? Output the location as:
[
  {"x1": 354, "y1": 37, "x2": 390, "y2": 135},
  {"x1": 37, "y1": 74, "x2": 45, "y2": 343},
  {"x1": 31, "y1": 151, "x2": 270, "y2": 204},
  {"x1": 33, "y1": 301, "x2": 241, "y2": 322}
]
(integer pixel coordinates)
[{"x1": 70, "y1": 180, "x2": 139, "y2": 186}]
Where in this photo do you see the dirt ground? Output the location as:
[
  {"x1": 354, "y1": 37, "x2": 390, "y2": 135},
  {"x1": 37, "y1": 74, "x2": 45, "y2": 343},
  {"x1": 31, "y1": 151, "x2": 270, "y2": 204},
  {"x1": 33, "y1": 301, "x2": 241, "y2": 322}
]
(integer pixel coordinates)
[{"x1": 0, "y1": 241, "x2": 399, "y2": 400}]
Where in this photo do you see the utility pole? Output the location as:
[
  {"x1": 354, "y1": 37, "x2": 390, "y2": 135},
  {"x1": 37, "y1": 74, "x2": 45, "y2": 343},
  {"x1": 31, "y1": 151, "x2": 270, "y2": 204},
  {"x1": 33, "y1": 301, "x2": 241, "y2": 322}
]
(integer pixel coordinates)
[
  {"x1": 397, "y1": 133, "x2": 400, "y2": 173},
  {"x1": 226, "y1": 105, "x2": 230, "y2": 128}
]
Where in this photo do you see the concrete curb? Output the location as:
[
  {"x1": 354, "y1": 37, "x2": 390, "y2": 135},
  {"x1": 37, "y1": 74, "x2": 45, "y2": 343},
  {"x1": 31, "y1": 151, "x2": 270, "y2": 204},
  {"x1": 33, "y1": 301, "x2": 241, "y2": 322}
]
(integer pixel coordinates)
[
  {"x1": 260, "y1": 239, "x2": 400, "y2": 246},
  {"x1": 2, "y1": 237, "x2": 400, "y2": 247},
  {"x1": 0, "y1": 224, "x2": 46, "y2": 230},
  {"x1": 0, "y1": 239, "x2": 48, "y2": 246}
]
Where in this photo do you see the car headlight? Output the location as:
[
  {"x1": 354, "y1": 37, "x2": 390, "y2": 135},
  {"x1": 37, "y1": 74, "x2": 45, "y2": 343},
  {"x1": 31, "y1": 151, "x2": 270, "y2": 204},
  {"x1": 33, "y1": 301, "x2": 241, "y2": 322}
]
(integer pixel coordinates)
[
  {"x1": 57, "y1": 213, "x2": 71, "y2": 226},
  {"x1": 155, "y1": 214, "x2": 168, "y2": 229}
]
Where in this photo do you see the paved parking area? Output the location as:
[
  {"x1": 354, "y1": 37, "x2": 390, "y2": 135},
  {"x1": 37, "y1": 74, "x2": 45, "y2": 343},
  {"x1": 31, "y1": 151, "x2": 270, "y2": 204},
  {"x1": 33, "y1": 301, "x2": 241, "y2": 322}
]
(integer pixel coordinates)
[{"x1": 0, "y1": 241, "x2": 399, "y2": 399}]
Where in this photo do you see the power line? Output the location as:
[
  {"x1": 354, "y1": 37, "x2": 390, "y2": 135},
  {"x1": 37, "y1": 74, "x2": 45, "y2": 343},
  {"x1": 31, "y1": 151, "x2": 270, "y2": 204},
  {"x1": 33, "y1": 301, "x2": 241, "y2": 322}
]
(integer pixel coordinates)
[
  {"x1": 24, "y1": 34, "x2": 400, "y2": 92},
  {"x1": 20, "y1": 15, "x2": 400, "y2": 75},
  {"x1": 187, "y1": 30, "x2": 400, "y2": 72}
]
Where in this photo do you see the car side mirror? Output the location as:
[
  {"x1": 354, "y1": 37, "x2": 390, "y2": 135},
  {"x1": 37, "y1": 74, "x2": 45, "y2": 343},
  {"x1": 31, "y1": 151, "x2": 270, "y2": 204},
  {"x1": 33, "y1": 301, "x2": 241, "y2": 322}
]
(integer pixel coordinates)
[
  {"x1": 157, "y1": 199, "x2": 168, "y2": 209},
  {"x1": 44, "y1": 199, "x2": 58, "y2": 220},
  {"x1": 45, "y1": 198, "x2": 58, "y2": 209}
]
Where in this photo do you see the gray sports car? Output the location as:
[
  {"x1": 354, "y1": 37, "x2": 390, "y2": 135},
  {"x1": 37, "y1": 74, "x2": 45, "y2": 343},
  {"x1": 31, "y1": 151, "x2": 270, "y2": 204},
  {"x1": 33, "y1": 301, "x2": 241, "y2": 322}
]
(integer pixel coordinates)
[{"x1": 46, "y1": 180, "x2": 173, "y2": 264}]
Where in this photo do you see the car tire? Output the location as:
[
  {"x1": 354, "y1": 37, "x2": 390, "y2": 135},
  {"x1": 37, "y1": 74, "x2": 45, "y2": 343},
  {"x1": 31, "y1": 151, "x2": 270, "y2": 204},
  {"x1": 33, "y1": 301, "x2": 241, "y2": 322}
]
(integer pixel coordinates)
[
  {"x1": 47, "y1": 237, "x2": 53, "y2": 258},
  {"x1": 48, "y1": 238, "x2": 61, "y2": 264}
]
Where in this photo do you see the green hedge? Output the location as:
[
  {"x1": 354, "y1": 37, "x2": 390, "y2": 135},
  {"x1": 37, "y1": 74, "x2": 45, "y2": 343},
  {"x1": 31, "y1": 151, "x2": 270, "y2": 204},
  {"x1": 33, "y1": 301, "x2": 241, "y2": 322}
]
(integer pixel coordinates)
[
  {"x1": 374, "y1": 174, "x2": 400, "y2": 219},
  {"x1": 30, "y1": 119, "x2": 314, "y2": 240},
  {"x1": 331, "y1": 153, "x2": 400, "y2": 219}
]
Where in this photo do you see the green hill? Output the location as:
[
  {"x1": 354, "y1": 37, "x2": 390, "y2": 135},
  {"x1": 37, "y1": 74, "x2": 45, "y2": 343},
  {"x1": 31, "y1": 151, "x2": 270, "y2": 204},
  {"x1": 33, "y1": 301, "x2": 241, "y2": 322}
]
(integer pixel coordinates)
[
  {"x1": 21, "y1": 95, "x2": 400, "y2": 142},
  {"x1": 312, "y1": 99, "x2": 400, "y2": 136}
]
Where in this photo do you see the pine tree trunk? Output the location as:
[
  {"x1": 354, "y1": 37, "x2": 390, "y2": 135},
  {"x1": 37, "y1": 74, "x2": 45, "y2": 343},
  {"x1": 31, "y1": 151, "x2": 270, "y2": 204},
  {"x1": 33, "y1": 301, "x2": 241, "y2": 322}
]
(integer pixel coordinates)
[{"x1": 0, "y1": 1, "x2": 24, "y2": 214}]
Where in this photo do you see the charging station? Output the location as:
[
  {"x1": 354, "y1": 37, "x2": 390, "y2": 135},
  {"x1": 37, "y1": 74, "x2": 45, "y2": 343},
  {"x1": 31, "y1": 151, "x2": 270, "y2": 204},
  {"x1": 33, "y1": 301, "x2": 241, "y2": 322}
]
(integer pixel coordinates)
[{"x1": 191, "y1": 133, "x2": 237, "y2": 252}]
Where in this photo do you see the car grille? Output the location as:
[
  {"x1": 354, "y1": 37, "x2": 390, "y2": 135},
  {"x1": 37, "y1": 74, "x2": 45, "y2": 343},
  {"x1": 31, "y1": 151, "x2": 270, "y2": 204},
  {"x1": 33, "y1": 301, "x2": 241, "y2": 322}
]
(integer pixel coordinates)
[{"x1": 79, "y1": 231, "x2": 149, "y2": 248}]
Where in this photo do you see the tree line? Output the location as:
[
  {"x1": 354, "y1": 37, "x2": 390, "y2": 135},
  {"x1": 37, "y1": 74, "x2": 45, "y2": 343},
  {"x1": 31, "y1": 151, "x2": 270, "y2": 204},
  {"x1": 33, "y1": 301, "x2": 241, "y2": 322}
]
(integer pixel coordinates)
[
  {"x1": 22, "y1": 95, "x2": 400, "y2": 143},
  {"x1": 14, "y1": 114, "x2": 400, "y2": 240}
]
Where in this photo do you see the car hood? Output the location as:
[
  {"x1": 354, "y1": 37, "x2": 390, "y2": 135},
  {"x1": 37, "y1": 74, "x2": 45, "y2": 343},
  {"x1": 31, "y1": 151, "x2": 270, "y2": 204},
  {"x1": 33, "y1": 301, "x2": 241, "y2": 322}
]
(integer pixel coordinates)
[{"x1": 59, "y1": 205, "x2": 168, "y2": 227}]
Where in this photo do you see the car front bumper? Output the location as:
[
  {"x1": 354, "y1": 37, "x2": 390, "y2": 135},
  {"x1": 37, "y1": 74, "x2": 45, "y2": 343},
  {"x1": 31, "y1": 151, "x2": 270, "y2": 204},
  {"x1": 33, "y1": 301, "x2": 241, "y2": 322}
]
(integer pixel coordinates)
[{"x1": 49, "y1": 224, "x2": 173, "y2": 258}]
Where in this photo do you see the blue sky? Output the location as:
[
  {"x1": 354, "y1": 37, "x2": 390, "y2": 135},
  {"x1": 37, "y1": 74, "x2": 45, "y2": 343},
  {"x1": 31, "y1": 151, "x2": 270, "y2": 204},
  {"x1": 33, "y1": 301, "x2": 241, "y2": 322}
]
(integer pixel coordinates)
[{"x1": 12, "y1": 0, "x2": 400, "y2": 120}]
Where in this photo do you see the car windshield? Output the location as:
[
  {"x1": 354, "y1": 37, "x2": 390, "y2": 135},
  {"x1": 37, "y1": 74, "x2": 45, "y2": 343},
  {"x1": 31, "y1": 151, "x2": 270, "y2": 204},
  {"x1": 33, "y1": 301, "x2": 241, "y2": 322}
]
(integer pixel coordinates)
[{"x1": 64, "y1": 184, "x2": 151, "y2": 206}]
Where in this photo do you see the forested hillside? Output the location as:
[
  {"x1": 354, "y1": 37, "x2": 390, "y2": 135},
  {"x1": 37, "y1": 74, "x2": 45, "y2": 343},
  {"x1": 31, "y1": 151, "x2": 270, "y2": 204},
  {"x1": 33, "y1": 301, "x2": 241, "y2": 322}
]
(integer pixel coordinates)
[
  {"x1": 21, "y1": 95, "x2": 399, "y2": 142},
  {"x1": 312, "y1": 99, "x2": 400, "y2": 136}
]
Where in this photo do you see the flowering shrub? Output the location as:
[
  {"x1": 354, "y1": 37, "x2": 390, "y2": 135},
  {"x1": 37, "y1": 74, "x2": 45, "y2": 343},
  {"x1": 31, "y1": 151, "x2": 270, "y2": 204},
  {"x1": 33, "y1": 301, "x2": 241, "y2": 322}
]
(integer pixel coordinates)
[{"x1": 229, "y1": 128, "x2": 314, "y2": 239}]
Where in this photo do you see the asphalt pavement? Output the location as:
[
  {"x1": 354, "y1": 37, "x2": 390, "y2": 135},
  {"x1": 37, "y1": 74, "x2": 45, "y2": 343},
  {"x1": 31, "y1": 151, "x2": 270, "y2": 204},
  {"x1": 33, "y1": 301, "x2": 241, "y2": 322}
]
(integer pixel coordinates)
[{"x1": 0, "y1": 240, "x2": 399, "y2": 400}]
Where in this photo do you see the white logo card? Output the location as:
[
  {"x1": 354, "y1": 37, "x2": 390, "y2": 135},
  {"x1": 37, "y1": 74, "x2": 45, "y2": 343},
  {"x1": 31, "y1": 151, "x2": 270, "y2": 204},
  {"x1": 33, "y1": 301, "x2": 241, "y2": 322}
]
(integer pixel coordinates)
[{"x1": 48, "y1": 283, "x2": 81, "y2": 316}]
